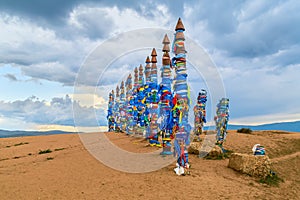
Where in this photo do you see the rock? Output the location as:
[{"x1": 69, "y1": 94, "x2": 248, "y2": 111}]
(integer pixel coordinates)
[
  {"x1": 188, "y1": 142, "x2": 201, "y2": 154},
  {"x1": 207, "y1": 145, "x2": 223, "y2": 159},
  {"x1": 228, "y1": 153, "x2": 271, "y2": 178}
]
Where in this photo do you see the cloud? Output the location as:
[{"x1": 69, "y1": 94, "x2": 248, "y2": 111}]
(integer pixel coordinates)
[
  {"x1": 0, "y1": 4, "x2": 173, "y2": 87},
  {"x1": 220, "y1": 64, "x2": 300, "y2": 121},
  {"x1": 35, "y1": 124, "x2": 106, "y2": 132},
  {"x1": 0, "y1": 0, "x2": 182, "y2": 26},
  {"x1": 4, "y1": 73, "x2": 18, "y2": 81},
  {"x1": 184, "y1": 0, "x2": 300, "y2": 59},
  {"x1": 22, "y1": 62, "x2": 77, "y2": 86},
  {"x1": 0, "y1": 0, "x2": 299, "y2": 127},
  {"x1": 66, "y1": 4, "x2": 173, "y2": 39},
  {"x1": 0, "y1": 95, "x2": 107, "y2": 127},
  {"x1": 0, "y1": 0, "x2": 86, "y2": 25},
  {"x1": 0, "y1": 13, "x2": 99, "y2": 86}
]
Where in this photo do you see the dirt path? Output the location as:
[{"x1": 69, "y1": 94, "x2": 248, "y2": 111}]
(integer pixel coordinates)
[{"x1": 271, "y1": 151, "x2": 300, "y2": 162}]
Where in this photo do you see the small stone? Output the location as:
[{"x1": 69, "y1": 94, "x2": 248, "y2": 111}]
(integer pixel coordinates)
[
  {"x1": 207, "y1": 145, "x2": 223, "y2": 159},
  {"x1": 188, "y1": 142, "x2": 201, "y2": 154}
]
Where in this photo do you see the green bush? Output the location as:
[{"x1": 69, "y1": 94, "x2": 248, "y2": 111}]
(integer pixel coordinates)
[
  {"x1": 259, "y1": 173, "x2": 283, "y2": 187},
  {"x1": 38, "y1": 149, "x2": 52, "y2": 154},
  {"x1": 14, "y1": 142, "x2": 29, "y2": 146},
  {"x1": 237, "y1": 128, "x2": 252, "y2": 134},
  {"x1": 54, "y1": 148, "x2": 65, "y2": 151}
]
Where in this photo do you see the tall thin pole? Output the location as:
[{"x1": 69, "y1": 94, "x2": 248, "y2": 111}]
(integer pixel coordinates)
[
  {"x1": 107, "y1": 90, "x2": 115, "y2": 131},
  {"x1": 160, "y1": 34, "x2": 173, "y2": 154},
  {"x1": 148, "y1": 48, "x2": 160, "y2": 146},
  {"x1": 193, "y1": 89, "x2": 207, "y2": 141},
  {"x1": 215, "y1": 98, "x2": 229, "y2": 148},
  {"x1": 172, "y1": 18, "x2": 191, "y2": 174},
  {"x1": 114, "y1": 86, "x2": 120, "y2": 132},
  {"x1": 125, "y1": 74, "x2": 134, "y2": 134}
]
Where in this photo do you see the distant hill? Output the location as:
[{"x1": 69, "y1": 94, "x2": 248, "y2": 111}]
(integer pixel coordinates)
[
  {"x1": 204, "y1": 121, "x2": 300, "y2": 133},
  {"x1": 0, "y1": 129, "x2": 76, "y2": 138},
  {"x1": 1, "y1": 120, "x2": 299, "y2": 138}
]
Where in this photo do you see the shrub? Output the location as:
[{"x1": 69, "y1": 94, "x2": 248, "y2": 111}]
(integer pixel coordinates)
[
  {"x1": 54, "y1": 148, "x2": 65, "y2": 151},
  {"x1": 259, "y1": 173, "x2": 283, "y2": 187},
  {"x1": 14, "y1": 142, "x2": 29, "y2": 146},
  {"x1": 237, "y1": 128, "x2": 252, "y2": 134},
  {"x1": 38, "y1": 149, "x2": 52, "y2": 154}
]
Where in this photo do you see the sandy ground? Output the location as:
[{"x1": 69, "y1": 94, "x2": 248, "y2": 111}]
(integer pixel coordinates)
[{"x1": 0, "y1": 130, "x2": 299, "y2": 200}]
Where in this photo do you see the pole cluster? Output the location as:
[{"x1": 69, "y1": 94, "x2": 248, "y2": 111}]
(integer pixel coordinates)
[{"x1": 105, "y1": 18, "x2": 230, "y2": 175}]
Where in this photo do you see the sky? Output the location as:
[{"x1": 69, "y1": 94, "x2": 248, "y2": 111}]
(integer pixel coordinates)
[{"x1": 0, "y1": 0, "x2": 299, "y2": 131}]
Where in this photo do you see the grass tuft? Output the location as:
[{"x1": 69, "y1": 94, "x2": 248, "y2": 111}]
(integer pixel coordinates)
[
  {"x1": 46, "y1": 157, "x2": 54, "y2": 160},
  {"x1": 38, "y1": 149, "x2": 52, "y2": 154},
  {"x1": 259, "y1": 173, "x2": 284, "y2": 187},
  {"x1": 54, "y1": 148, "x2": 65, "y2": 151},
  {"x1": 237, "y1": 128, "x2": 252, "y2": 134},
  {"x1": 204, "y1": 149, "x2": 234, "y2": 160},
  {"x1": 14, "y1": 142, "x2": 29, "y2": 146}
]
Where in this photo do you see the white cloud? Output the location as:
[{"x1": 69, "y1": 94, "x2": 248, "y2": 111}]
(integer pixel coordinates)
[
  {"x1": 0, "y1": 116, "x2": 37, "y2": 131},
  {"x1": 1, "y1": 1, "x2": 300, "y2": 129},
  {"x1": 0, "y1": 12, "x2": 98, "y2": 86},
  {"x1": 0, "y1": 95, "x2": 107, "y2": 127},
  {"x1": 66, "y1": 4, "x2": 173, "y2": 39},
  {"x1": 36, "y1": 124, "x2": 106, "y2": 133}
]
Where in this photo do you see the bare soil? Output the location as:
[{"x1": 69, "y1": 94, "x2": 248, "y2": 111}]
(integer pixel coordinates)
[{"x1": 0, "y1": 130, "x2": 299, "y2": 199}]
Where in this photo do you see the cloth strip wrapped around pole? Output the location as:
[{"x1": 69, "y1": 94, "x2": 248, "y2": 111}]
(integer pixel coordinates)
[
  {"x1": 114, "y1": 86, "x2": 121, "y2": 132},
  {"x1": 172, "y1": 18, "x2": 191, "y2": 175},
  {"x1": 125, "y1": 74, "x2": 134, "y2": 135},
  {"x1": 148, "y1": 48, "x2": 161, "y2": 147},
  {"x1": 119, "y1": 81, "x2": 126, "y2": 132},
  {"x1": 136, "y1": 64, "x2": 149, "y2": 137},
  {"x1": 132, "y1": 67, "x2": 139, "y2": 134},
  {"x1": 193, "y1": 89, "x2": 207, "y2": 141},
  {"x1": 107, "y1": 90, "x2": 115, "y2": 131},
  {"x1": 159, "y1": 34, "x2": 174, "y2": 155},
  {"x1": 215, "y1": 98, "x2": 230, "y2": 148},
  {"x1": 144, "y1": 56, "x2": 152, "y2": 139}
]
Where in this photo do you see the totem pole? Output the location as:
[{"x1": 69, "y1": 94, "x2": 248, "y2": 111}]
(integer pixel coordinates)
[
  {"x1": 125, "y1": 74, "x2": 134, "y2": 134},
  {"x1": 172, "y1": 18, "x2": 191, "y2": 175},
  {"x1": 145, "y1": 56, "x2": 151, "y2": 84},
  {"x1": 144, "y1": 56, "x2": 152, "y2": 138},
  {"x1": 215, "y1": 98, "x2": 229, "y2": 148},
  {"x1": 160, "y1": 34, "x2": 174, "y2": 154},
  {"x1": 114, "y1": 86, "x2": 120, "y2": 132},
  {"x1": 107, "y1": 90, "x2": 115, "y2": 131},
  {"x1": 148, "y1": 48, "x2": 161, "y2": 147},
  {"x1": 131, "y1": 67, "x2": 139, "y2": 134},
  {"x1": 193, "y1": 89, "x2": 207, "y2": 141},
  {"x1": 119, "y1": 81, "x2": 126, "y2": 132},
  {"x1": 136, "y1": 64, "x2": 148, "y2": 137}
]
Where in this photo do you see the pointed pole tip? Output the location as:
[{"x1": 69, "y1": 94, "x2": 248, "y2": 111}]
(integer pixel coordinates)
[
  {"x1": 175, "y1": 17, "x2": 185, "y2": 31},
  {"x1": 151, "y1": 48, "x2": 157, "y2": 56}
]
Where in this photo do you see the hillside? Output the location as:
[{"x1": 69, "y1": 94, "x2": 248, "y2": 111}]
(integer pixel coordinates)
[
  {"x1": 0, "y1": 129, "x2": 76, "y2": 138},
  {"x1": 205, "y1": 121, "x2": 300, "y2": 133},
  {"x1": 0, "y1": 130, "x2": 299, "y2": 199}
]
